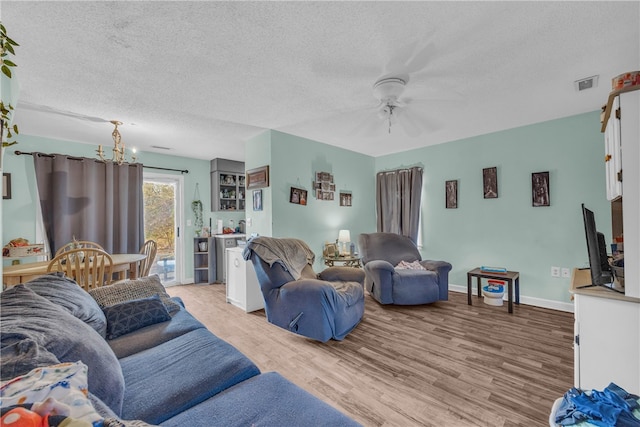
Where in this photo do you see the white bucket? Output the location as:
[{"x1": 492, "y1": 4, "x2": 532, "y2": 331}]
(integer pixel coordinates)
[{"x1": 482, "y1": 280, "x2": 505, "y2": 306}]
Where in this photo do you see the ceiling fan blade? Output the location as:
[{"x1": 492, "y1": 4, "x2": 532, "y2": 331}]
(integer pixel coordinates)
[
  {"x1": 18, "y1": 101, "x2": 110, "y2": 123},
  {"x1": 381, "y1": 33, "x2": 437, "y2": 80},
  {"x1": 395, "y1": 109, "x2": 423, "y2": 137}
]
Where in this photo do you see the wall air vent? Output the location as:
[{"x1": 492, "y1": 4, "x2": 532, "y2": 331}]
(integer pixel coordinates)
[
  {"x1": 574, "y1": 75, "x2": 599, "y2": 92},
  {"x1": 150, "y1": 145, "x2": 172, "y2": 150}
]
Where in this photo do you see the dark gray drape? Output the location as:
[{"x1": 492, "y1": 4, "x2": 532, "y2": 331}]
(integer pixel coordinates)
[
  {"x1": 376, "y1": 166, "x2": 423, "y2": 243},
  {"x1": 33, "y1": 153, "x2": 144, "y2": 255}
]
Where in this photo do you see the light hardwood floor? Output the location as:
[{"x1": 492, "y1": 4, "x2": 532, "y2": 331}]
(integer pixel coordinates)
[{"x1": 167, "y1": 284, "x2": 574, "y2": 426}]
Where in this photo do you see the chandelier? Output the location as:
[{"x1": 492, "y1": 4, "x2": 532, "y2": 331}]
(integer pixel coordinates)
[{"x1": 96, "y1": 120, "x2": 137, "y2": 165}]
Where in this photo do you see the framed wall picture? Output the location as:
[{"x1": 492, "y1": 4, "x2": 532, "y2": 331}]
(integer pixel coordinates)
[
  {"x1": 246, "y1": 165, "x2": 269, "y2": 189},
  {"x1": 339, "y1": 192, "x2": 352, "y2": 207},
  {"x1": 314, "y1": 171, "x2": 335, "y2": 201},
  {"x1": 532, "y1": 171, "x2": 550, "y2": 207},
  {"x1": 445, "y1": 180, "x2": 457, "y2": 209},
  {"x1": 289, "y1": 187, "x2": 307, "y2": 205},
  {"x1": 2, "y1": 173, "x2": 11, "y2": 200},
  {"x1": 252, "y1": 189, "x2": 263, "y2": 211},
  {"x1": 483, "y1": 167, "x2": 498, "y2": 199}
]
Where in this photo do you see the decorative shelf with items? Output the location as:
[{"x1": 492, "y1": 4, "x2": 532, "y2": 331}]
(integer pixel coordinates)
[
  {"x1": 193, "y1": 236, "x2": 215, "y2": 284},
  {"x1": 211, "y1": 158, "x2": 245, "y2": 212}
]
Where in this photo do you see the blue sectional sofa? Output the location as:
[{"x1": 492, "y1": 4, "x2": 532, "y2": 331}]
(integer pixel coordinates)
[{"x1": 0, "y1": 273, "x2": 360, "y2": 426}]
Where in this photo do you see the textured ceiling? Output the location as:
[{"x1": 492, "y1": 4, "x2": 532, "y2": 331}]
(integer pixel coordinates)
[{"x1": 2, "y1": 1, "x2": 639, "y2": 162}]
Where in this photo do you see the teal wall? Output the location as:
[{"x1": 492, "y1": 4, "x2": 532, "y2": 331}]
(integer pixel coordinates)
[
  {"x1": 375, "y1": 111, "x2": 610, "y2": 305},
  {"x1": 244, "y1": 130, "x2": 273, "y2": 238},
  {"x1": 245, "y1": 130, "x2": 376, "y2": 271},
  {"x1": 3, "y1": 111, "x2": 610, "y2": 304},
  {"x1": 0, "y1": 135, "x2": 229, "y2": 279}
]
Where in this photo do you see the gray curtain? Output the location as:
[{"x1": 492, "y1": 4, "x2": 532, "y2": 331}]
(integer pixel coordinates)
[
  {"x1": 33, "y1": 153, "x2": 144, "y2": 255},
  {"x1": 376, "y1": 166, "x2": 423, "y2": 243}
]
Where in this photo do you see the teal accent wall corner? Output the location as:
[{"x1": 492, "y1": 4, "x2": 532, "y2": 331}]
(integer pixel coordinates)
[{"x1": 376, "y1": 111, "x2": 610, "y2": 304}]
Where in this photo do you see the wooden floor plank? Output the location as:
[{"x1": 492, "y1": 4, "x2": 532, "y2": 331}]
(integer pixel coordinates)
[{"x1": 167, "y1": 284, "x2": 573, "y2": 426}]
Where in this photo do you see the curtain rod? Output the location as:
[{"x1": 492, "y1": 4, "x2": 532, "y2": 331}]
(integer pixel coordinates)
[{"x1": 14, "y1": 150, "x2": 189, "y2": 174}]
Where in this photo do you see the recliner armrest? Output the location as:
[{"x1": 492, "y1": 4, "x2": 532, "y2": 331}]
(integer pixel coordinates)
[
  {"x1": 364, "y1": 259, "x2": 396, "y2": 273},
  {"x1": 420, "y1": 260, "x2": 453, "y2": 275},
  {"x1": 318, "y1": 267, "x2": 365, "y2": 284}
]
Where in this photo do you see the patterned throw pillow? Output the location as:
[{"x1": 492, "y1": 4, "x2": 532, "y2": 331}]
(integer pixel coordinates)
[
  {"x1": 102, "y1": 295, "x2": 171, "y2": 340},
  {"x1": 89, "y1": 274, "x2": 181, "y2": 314},
  {"x1": 0, "y1": 361, "x2": 103, "y2": 424}
]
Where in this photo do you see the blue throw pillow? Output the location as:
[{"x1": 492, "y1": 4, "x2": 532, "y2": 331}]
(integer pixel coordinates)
[{"x1": 103, "y1": 295, "x2": 171, "y2": 340}]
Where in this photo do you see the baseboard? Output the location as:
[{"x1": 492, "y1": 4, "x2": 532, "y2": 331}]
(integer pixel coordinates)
[{"x1": 449, "y1": 284, "x2": 574, "y2": 313}]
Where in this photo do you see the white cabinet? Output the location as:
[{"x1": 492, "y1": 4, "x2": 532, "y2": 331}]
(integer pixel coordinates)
[
  {"x1": 573, "y1": 88, "x2": 640, "y2": 395},
  {"x1": 225, "y1": 246, "x2": 264, "y2": 312},
  {"x1": 604, "y1": 95, "x2": 622, "y2": 201}
]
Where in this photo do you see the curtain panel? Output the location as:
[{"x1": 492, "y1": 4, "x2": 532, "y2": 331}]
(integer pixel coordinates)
[
  {"x1": 375, "y1": 166, "x2": 423, "y2": 243},
  {"x1": 33, "y1": 153, "x2": 144, "y2": 255}
]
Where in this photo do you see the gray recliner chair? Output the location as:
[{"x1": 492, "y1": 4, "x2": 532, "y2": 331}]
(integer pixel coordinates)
[
  {"x1": 358, "y1": 232, "x2": 452, "y2": 305},
  {"x1": 242, "y1": 236, "x2": 365, "y2": 342}
]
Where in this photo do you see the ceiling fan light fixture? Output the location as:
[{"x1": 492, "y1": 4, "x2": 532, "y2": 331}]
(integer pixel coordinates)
[{"x1": 373, "y1": 77, "x2": 406, "y2": 102}]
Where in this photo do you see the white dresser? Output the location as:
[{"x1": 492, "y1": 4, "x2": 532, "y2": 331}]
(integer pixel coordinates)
[{"x1": 225, "y1": 246, "x2": 264, "y2": 313}]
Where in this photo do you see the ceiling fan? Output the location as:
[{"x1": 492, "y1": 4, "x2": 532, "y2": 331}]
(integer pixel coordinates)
[{"x1": 350, "y1": 38, "x2": 459, "y2": 138}]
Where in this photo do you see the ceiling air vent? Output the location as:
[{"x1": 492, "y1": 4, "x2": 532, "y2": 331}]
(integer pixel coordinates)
[
  {"x1": 574, "y1": 75, "x2": 599, "y2": 92},
  {"x1": 150, "y1": 145, "x2": 172, "y2": 150}
]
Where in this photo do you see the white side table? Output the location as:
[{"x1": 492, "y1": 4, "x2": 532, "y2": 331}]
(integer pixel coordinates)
[{"x1": 225, "y1": 247, "x2": 264, "y2": 312}]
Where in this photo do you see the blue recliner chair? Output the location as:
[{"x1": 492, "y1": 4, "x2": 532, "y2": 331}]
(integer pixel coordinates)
[
  {"x1": 358, "y1": 232, "x2": 452, "y2": 305},
  {"x1": 242, "y1": 236, "x2": 365, "y2": 342}
]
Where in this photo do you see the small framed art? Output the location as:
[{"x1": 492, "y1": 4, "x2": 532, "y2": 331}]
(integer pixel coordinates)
[
  {"x1": 2, "y1": 173, "x2": 11, "y2": 200},
  {"x1": 246, "y1": 165, "x2": 269, "y2": 189},
  {"x1": 253, "y1": 189, "x2": 263, "y2": 211},
  {"x1": 445, "y1": 180, "x2": 457, "y2": 209},
  {"x1": 289, "y1": 187, "x2": 307, "y2": 205},
  {"x1": 483, "y1": 167, "x2": 498, "y2": 199},
  {"x1": 532, "y1": 171, "x2": 550, "y2": 207}
]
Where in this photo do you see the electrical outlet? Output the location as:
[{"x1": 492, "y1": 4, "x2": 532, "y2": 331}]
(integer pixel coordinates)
[
  {"x1": 561, "y1": 268, "x2": 571, "y2": 278},
  {"x1": 551, "y1": 266, "x2": 560, "y2": 277}
]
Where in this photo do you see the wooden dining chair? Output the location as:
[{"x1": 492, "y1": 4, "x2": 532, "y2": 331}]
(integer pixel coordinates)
[
  {"x1": 47, "y1": 248, "x2": 114, "y2": 291},
  {"x1": 138, "y1": 240, "x2": 158, "y2": 277},
  {"x1": 55, "y1": 240, "x2": 104, "y2": 257}
]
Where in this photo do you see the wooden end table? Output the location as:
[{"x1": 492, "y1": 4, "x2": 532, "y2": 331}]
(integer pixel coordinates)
[{"x1": 467, "y1": 267, "x2": 520, "y2": 313}]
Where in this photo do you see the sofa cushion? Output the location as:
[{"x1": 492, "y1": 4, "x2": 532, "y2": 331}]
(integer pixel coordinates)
[
  {"x1": 89, "y1": 274, "x2": 181, "y2": 314},
  {"x1": 0, "y1": 285, "x2": 125, "y2": 415},
  {"x1": 161, "y1": 372, "x2": 362, "y2": 427},
  {"x1": 108, "y1": 303, "x2": 206, "y2": 359},
  {"x1": 24, "y1": 272, "x2": 107, "y2": 337},
  {"x1": 103, "y1": 294, "x2": 171, "y2": 340},
  {"x1": 119, "y1": 328, "x2": 260, "y2": 424}
]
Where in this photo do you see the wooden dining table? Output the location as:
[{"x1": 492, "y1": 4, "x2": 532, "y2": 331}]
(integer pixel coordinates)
[{"x1": 2, "y1": 253, "x2": 147, "y2": 288}]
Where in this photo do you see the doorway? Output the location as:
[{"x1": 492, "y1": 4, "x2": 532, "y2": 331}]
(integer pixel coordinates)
[{"x1": 143, "y1": 172, "x2": 184, "y2": 286}]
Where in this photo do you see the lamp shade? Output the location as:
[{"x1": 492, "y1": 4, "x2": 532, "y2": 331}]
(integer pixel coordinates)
[{"x1": 338, "y1": 229, "x2": 351, "y2": 243}]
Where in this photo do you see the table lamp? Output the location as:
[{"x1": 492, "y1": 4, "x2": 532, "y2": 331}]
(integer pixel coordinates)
[{"x1": 338, "y1": 229, "x2": 351, "y2": 256}]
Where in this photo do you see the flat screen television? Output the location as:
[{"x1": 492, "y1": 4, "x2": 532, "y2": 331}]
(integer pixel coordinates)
[{"x1": 579, "y1": 204, "x2": 623, "y2": 293}]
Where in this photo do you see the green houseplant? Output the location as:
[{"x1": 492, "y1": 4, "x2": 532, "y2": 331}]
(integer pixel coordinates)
[{"x1": 1, "y1": 22, "x2": 20, "y2": 149}]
